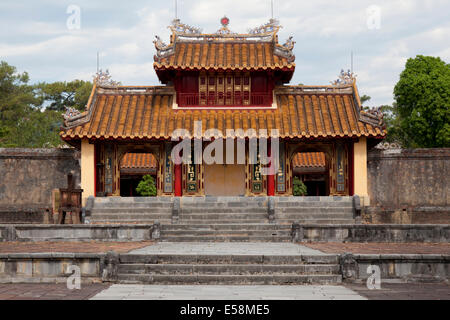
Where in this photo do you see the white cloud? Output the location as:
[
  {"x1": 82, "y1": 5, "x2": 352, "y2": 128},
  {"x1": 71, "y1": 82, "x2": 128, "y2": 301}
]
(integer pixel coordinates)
[{"x1": 0, "y1": 0, "x2": 448, "y2": 107}]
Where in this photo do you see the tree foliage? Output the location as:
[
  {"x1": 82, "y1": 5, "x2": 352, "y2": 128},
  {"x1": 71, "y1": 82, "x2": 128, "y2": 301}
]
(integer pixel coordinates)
[
  {"x1": 136, "y1": 175, "x2": 157, "y2": 197},
  {"x1": 0, "y1": 61, "x2": 39, "y2": 128},
  {"x1": 360, "y1": 95, "x2": 371, "y2": 105},
  {"x1": 35, "y1": 80, "x2": 93, "y2": 112},
  {"x1": 0, "y1": 61, "x2": 92, "y2": 148},
  {"x1": 393, "y1": 55, "x2": 450, "y2": 148}
]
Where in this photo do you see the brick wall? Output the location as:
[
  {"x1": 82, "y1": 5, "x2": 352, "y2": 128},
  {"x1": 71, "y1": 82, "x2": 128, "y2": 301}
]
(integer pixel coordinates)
[
  {"x1": 366, "y1": 148, "x2": 450, "y2": 224},
  {"x1": 0, "y1": 148, "x2": 80, "y2": 223}
]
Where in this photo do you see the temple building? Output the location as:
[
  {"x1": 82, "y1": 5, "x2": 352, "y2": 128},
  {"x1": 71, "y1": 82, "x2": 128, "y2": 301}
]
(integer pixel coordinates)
[{"x1": 60, "y1": 18, "x2": 386, "y2": 206}]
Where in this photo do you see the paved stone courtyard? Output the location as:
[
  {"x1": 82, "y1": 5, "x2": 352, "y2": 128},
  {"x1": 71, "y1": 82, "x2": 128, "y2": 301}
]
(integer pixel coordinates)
[
  {"x1": 303, "y1": 242, "x2": 450, "y2": 254},
  {"x1": 129, "y1": 242, "x2": 325, "y2": 255},
  {"x1": 0, "y1": 241, "x2": 154, "y2": 253},
  {"x1": 1, "y1": 283, "x2": 448, "y2": 300},
  {"x1": 0, "y1": 283, "x2": 109, "y2": 300},
  {"x1": 90, "y1": 284, "x2": 366, "y2": 300}
]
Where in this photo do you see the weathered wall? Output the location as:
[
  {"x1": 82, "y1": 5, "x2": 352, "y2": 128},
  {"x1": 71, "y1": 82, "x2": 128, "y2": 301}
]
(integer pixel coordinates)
[
  {"x1": 367, "y1": 148, "x2": 450, "y2": 224},
  {"x1": 0, "y1": 147, "x2": 449, "y2": 224},
  {"x1": 0, "y1": 148, "x2": 80, "y2": 223}
]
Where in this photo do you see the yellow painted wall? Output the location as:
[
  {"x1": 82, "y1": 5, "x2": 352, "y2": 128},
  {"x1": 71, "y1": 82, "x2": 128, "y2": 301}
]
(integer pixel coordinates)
[
  {"x1": 204, "y1": 164, "x2": 246, "y2": 196},
  {"x1": 81, "y1": 139, "x2": 95, "y2": 205},
  {"x1": 353, "y1": 137, "x2": 370, "y2": 205}
]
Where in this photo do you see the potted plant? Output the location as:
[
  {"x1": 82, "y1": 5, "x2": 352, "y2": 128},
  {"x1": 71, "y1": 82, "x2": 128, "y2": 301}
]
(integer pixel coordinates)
[
  {"x1": 136, "y1": 174, "x2": 157, "y2": 196},
  {"x1": 293, "y1": 176, "x2": 307, "y2": 196}
]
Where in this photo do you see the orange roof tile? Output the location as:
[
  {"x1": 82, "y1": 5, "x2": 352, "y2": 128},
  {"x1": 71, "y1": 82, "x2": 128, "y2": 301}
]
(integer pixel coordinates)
[
  {"x1": 61, "y1": 85, "x2": 386, "y2": 141},
  {"x1": 154, "y1": 42, "x2": 294, "y2": 71},
  {"x1": 292, "y1": 152, "x2": 326, "y2": 168},
  {"x1": 121, "y1": 153, "x2": 157, "y2": 169}
]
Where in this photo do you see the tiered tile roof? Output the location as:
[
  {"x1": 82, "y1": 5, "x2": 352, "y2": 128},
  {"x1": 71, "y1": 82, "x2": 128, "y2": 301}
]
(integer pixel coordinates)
[{"x1": 61, "y1": 84, "x2": 386, "y2": 140}]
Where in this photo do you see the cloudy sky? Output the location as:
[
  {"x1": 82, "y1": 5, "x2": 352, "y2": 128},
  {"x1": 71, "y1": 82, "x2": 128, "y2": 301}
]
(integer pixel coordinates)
[{"x1": 0, "y1": 0, "x2": 449, "y2": 107}]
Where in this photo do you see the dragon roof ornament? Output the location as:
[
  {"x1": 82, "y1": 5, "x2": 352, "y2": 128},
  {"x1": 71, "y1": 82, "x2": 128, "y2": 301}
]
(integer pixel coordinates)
[
  {"x1": 248, "y1": 18, "x2": 281, "y2": 35},
  {"x1": 93, "y1": 69, "x2": 121, "y2": 88},
  {"x1": 331, "y1": 69, "x2": 357, "y2": 86},
  {"x1": 169, "y1": 19, "x2": 202, "y2": 35},
  {"x1": 63, "y1": 107, "x2": 81, "y2": 121}
]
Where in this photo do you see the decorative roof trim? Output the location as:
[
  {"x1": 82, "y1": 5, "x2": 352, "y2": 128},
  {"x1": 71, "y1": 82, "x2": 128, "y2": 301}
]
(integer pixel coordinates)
[
  {"x1": 93, "y1": 69, "x2": 121, "y2": 88},
  {"x1": 154, "y1": 18, "x2": 295, "y2": 64},
  {"x1": 331, "y1": 69, "x2": 357, "y2": 86},
  {"x1": 360, "y1": 107, "x2": 386, "y2": 128}
]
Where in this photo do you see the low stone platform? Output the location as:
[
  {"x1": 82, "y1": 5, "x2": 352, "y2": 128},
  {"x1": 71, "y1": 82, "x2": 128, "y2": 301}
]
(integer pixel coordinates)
[
  {"x1": 116, "y1": 243, "x2": 342, "y2": 285},
  {"x1": 2, "y1": 223, "x2": 449, "y2": 243},
  {"x1": 0, "y1": 242, "x2": 449, "y2": 284}
]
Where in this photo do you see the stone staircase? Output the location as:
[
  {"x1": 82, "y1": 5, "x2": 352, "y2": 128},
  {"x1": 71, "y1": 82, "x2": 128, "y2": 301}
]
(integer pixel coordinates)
[
  {"x1": 89, "y1": 197, "x2": 172, "y2": 224},
  {"x1": 88, "y1": 196, "x2": 356, "y2": 240},
  {"x1": 160, "y1": 223, "x2": 292, "y2": 242},
  {"x1": 162, "y1": 197, "x2": 290, "y2": 242},
  {"x1": 116, "y1": 253, "x2": 342, "y2": 285},
  {"x1": 275, "y1": 196, "x2": 355, "y2": 224}
]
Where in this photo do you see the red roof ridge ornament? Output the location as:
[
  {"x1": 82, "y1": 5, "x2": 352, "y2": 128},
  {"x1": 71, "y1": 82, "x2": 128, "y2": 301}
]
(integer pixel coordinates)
[
  {"x1": 216, "y1": 16, "x2": 234, "y2": 35},
  {"x1": 220, "y1": 16, "x2": 230, "y2": 27}
]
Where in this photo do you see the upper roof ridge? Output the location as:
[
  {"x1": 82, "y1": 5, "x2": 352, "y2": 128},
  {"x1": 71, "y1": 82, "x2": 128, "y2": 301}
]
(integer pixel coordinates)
[{"x1": 153, "y1": 17, "x2": 295, "y2": 69}]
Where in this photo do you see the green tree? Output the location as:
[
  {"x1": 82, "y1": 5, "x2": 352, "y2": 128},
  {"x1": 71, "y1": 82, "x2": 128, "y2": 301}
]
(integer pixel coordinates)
[
  {"x1": 360, "y1": 94, "x2": 371, "y2": 105},
  {"x1": 35, "y1": 80, "x2": 93, "y2": 112},
  {"x1": 293, "y1": 176, "x2": 308, "y2": 196},
  {"x1": 6, "y1": 109, "x2": 63, "y2": 148},
  {"x1": 136, "y1": 175, "x2": 157, "y2": 196},
  {"x1": 0, "y1": 61, "x2": 40, "y2": 142},
  {"x1": 393, "y1": 55, "x2": 450, "y2": 147}
]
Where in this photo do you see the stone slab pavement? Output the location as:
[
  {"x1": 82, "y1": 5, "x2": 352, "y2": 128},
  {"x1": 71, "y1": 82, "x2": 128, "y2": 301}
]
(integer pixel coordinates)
[
  {"x1": 129, "y1": 242, "x2": 325, "y2": 255},
  {"x1": 0, "y1": 283, "x2": 448, "y2": 300},
  {"x1": 0, "y1": 283, "x2": 109, "y2": 300},
  {"x1": 90, "y1": 284, "x2": 366, "y2": 300},
  {"x1": 303, "y1": 242, "x2": 450, "y2": 254},
  {"x1": 0, "y1": 241, "x2": 154, "y2": 253},
  {"x1": 345, "y1": 283, "x2": 450, "y2": 300}
]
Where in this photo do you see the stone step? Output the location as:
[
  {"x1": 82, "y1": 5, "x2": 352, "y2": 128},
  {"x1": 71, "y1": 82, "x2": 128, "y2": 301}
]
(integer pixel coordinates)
[
  {"x1": 118, "y1": 263, "x2": 340, "y2": 275},
  {"x1": 179, "y1": 213, "x2": 268, "y2": 219},
  {"x1": 94, "y1": 197, "x2": 173, "y2": 203},
  {"x1": 276, "y1": 218, "x2": 355, "y2": 224},
  {"x1": 275, "y1": 202, "x2": 353, "y2": 208},
  {"x1": 89, "y1": 219, "x2": 172, "y2": 224},
  {"x1": 275, "y1": 213, "x2": 354, "y2": 219},
  {"x1": 276, "y1": 196, "x2": 353, "y2": 202},
  {"x1": 90, "y1": 213, "x2": 172, "y2": 219},
  {"x1": 117, "y1": 274, "x2": 342, "y2": 285},
  {"x1": 159, "y1": 236, "x2": 292, "y2": 242},
  {"x1": 180, "y1": 208, "x2": 268, "y2": 214},
  {"x1": 93, "y1": 203, "x2": 173, "y2": 209},
  {"x1": 118, "y1": 254, "x2": 339, "y2": 265},
  {"x1": 91, "y1": 208, "x2": 172, "y2": 214},
  {"x1": 180, "y1": 202, "x2": 267, "y2": 208},
  {"x1": 181, "y1": 197, "x2": 268, "y2": 203},
  {"x1": 161, "y1": 224, "x2": 291, "y2": 231},
  {"x1": 276, "y1": 208, "x2": 353, "y2": 214},
  {"x1": 177, "y1": 219, "x2": 269, "y2": 224},
  {"x1": 161, "y1": 230, "x2": 291, "y2": 236}
]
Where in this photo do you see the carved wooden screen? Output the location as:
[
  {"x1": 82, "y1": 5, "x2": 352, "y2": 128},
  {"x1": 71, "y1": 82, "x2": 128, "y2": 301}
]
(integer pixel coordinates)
[{"x1": 198, "y1": 72, "x2": 251, "y2": 106}]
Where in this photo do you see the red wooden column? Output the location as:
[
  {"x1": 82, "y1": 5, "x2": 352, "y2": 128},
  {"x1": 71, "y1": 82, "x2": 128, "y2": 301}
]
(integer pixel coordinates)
[
  {"x1": 267, "y1": 141, "x2": 275, "y2": 196},
  {"x1": 174, "y1": 164, "x2": 182, "y2": 197}
]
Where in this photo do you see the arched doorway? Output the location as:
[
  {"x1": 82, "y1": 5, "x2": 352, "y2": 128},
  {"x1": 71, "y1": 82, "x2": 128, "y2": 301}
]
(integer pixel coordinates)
[
  {"x1": 292, "y1": 151, "x2": 329, "y2": 196},
  {"x1": 119, "y1": 152, "x2": 157, "y2": 197}
]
